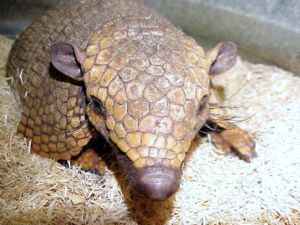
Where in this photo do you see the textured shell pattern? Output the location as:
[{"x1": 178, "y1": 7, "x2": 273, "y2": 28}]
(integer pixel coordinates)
[
  {"x1": 82, "y1": 1, "x2": 210, "y2": 168},
  {"x1": 7, "y1": 0, "x2": 210, "y2": 168}
]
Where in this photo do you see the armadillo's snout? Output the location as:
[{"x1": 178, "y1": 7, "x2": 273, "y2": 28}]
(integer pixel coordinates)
[{"x1": 135, "y1": 166, "x2": 181, "y2": 201}]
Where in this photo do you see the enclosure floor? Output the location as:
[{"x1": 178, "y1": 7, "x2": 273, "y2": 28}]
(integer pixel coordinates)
[{"x1": 0, "y1": 35, "x2": 299, "y2": 225}]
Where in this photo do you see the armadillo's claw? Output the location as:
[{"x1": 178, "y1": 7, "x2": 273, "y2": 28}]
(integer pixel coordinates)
[{"x1": 210, "y1": 127, "x2": 257, "y2": 162}]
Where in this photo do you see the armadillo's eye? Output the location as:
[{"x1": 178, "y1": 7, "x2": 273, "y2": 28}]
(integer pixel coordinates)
[
  {"x1": 197, "y1": 94, "x2": 209, "y2": 115},
  {"x1": 90, "y1": 96, "x2": 106, "y2": 117}
]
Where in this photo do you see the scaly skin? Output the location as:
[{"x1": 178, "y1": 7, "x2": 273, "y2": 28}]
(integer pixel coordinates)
[
  {"x1": 7, "y1": 0, "x2": 209, "y2": 167},
  {"x1": 82, "y1": 11, "x2": 210, "y2": 169},
  {"x1": 7, "y1": 0, "x2": 255, "y2": 200}
]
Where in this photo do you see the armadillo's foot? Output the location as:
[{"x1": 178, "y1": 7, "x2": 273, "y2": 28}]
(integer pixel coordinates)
[
  {"x1": 72, "y1": 148, "x2": 107, "y2": 175},
  {"x1": 205, "y1": 124, "x2": 256, "y2": 162},
  {"x1": 205, "y1": 92, "x2": 256, "y2": 162}
]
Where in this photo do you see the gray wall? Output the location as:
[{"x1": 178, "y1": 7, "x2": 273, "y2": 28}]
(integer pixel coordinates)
[{"x1": 144, "y1": 0, "x2": 300, "y2": 74}]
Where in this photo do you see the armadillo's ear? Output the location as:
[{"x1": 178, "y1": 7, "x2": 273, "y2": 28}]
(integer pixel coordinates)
[
  {"x1": 207, "y1": 42, "x2": 237, "y2": 76},
  {"x1": 50, "y1": 42, "x2": 86, "y2": 81}
]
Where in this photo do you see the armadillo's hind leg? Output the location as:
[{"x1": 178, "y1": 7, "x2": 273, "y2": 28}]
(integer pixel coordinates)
[{"x1": 202, "y1": 94, "x2": 256, "y2": 162}]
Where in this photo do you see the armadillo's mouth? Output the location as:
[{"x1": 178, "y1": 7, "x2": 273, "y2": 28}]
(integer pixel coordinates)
[
  {"x1": 108, "y1": 140, "x2": 182, "y2": 201},
  {"x1": 134, "y1": 166, "x2": 181, "y2": 201}
]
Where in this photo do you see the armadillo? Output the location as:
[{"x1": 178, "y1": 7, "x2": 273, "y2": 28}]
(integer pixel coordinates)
[{"x1": 7, "y1": 0, "x2": 256, "y2": 201}]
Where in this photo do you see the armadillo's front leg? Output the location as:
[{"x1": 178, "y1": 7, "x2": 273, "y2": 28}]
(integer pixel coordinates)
[
  {"x1": 204, "y1": 93, "x2": 256, "y2": 162},
  {"x1": 203, "y1": 41, "x2": 256, "y2": 162},
  {"x1": 72, "y1": 148, "x2": 107, "y2": 175}
]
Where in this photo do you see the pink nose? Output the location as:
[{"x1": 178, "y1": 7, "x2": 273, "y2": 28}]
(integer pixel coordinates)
[{"x1": 135, "y1": 166, "x2": 180, "y2": 201}]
